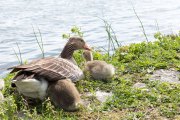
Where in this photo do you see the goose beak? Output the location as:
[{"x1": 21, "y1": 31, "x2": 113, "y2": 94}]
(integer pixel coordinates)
[{"x1": 83, "y1": 44, "x2": 91, "y2": 51}]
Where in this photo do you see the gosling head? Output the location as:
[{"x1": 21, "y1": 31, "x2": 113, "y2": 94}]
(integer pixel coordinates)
[{"x1": 82, "y1": 50, "x2": 93, "y2": 61}]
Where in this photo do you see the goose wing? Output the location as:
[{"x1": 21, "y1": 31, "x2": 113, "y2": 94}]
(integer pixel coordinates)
[{"x1": 11, "y1": 57, "x2": 83, "y2": 82}]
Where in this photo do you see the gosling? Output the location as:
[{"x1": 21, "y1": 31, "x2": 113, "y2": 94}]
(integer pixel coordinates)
[
  {"x1": 47, "y1": 79, "x2": 82, "y2": 111},
  {"x1": 83, "y1": 50, "x2": 115, "y2": 81}
]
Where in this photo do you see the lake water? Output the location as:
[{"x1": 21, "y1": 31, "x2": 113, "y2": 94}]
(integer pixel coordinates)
[{"x1": 1, "y1": 0, "x2": 180, "y2": 76}]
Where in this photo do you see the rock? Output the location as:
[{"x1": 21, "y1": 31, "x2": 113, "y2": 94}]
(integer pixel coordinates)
[
  {"x1": 95, "y1": 91, "x2": 112, "y2": 103},
  {"x1": 0, "y1": 79, "x2": 4, "y2": 90},
  {"x1": 0, "y1": 91, "x2": 4, "y2": 101},
  {"x1": 133, "y1": 82, "x2": 146, "y2": 89},
  {"x1": 84, "y1": 90, "x2": 113, "y2": 103},
  {"x1": 149, "y1": 69, "x2": 180, "y2": 84},
  {"x1": 133, "y1": 82, "x2": 149, "y2": 92}
]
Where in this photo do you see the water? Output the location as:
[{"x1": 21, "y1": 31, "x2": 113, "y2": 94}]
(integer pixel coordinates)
[{"x1": 1, "y1": 0, "x2": 180, "y2": 76}]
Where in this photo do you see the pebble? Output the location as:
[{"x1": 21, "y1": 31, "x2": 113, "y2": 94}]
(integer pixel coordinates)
[
  {"x1": 150, "y1": 69, "x2": 180, "y2": 84},
  {"x1": 95, "y1": 91, "x2": 112, "y2": 103},
  {"x1": 133, "y1": 82, "x2": 147, "y2": 89},
  {"x1": 85, "y1": 90, "x2": 113, "y2": 103},
  {"x1": 133, "y1": 82, "x2": 149, "y2": 92}
]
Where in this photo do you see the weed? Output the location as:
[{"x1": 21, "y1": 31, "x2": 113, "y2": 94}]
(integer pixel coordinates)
[
  {"x1": 62, "y1": 26, "x2": 83, "y2": 39},
  {"x1": 32, "y1": 25, "x2": 45, "y2": 58},
  {"x1": 13, "y1": 42, "x2": 23, "y2": 65},
  {"x1": 131, "y1": 3, "x2": 149, "y2": 42}
]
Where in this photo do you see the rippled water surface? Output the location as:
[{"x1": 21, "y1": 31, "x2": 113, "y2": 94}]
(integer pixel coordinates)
[{"x1": 1, "y1": 0, "x2": 180, "y2": 76}]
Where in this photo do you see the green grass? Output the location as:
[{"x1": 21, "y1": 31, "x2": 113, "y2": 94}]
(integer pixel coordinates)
[
  {"x1": 1, "y1": 32, "x2": 180, "y2": 119},
  {"x1": 13, "y1": 42, "x2": 23, "y2": 65}
]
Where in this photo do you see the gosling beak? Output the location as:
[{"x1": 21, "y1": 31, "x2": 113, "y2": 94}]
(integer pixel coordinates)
[{"x1": 83, "y1": 44, "x2": 91, "y2": 51}]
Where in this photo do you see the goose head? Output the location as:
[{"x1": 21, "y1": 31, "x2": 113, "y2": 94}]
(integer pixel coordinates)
[
  {"x1": 67, "y1": 37, "x2": 91, "y2": 50},
  {"x1": 60, "y1": 37, "x2": 91, "y2": 59}
]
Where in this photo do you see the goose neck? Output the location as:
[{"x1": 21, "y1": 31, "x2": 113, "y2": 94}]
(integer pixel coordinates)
[{"x1": 60, "y1": 44, "x2": 76, "y2": 59}]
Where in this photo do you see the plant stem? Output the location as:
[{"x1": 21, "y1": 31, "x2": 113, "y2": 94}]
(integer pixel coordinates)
[
  {"x1": 37, "y1": 26, "x2": 45, "y2": 58},
  {"x1": 32, "y1": 25, "x2": 45, "y2": 58},
  {"x1": 12, "y1": 42, "x2": 23, "y2": 65},
  {"x1": 16, "y1": 42, "x2": 23, "y2": 65},
  {"x1": 155, "y1": 19, "x2": 160, "y2": 32},
  {"x1": 13, "y1": 48, "x2": 21, "y2": 65},
  {"x1": 131, "y1": 4, "x2": 149, "y2": 42}
]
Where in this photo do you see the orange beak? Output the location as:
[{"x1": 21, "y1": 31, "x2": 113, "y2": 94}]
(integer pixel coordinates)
[{"x1": 83, "y1": 44, "x2": 91, "y2": 51}]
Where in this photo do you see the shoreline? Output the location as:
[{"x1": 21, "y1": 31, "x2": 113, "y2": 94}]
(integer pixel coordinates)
[{"x1": 0, "y1": 32, "x2": 180, "y2": 119}]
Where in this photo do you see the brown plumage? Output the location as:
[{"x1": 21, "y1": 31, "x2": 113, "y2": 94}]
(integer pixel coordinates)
[
  {"x1": 47, "y1": 79, "x2": 81, "y2": 111},
  {"x1": 11, "y1": 57, "x2": 83, "y2": 82},
  {"x1": 10, "y1": 37, "x2": 91, "y2": 82}
]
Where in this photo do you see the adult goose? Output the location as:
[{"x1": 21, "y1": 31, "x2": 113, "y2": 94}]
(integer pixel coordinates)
[
  {"x1": 10, "y1": 37, "x2": 91, "y2": 100},
  {"x1": 83, "y1": 50, "x2": 115, "y2": 81}
]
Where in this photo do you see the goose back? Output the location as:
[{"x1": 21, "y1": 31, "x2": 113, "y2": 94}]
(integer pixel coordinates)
[{"x1": 11, "y1": 57, "x2": 84, "y2": 82}]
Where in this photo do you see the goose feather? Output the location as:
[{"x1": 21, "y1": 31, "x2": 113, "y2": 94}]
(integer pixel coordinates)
[{"x1": 11, "y1": 57, "x2": 84, "y2": 82}]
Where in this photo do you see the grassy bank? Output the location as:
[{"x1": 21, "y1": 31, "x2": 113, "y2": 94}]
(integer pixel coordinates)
[{"x1": 0, "y1": 32, "x2": 180, "y2": 120}]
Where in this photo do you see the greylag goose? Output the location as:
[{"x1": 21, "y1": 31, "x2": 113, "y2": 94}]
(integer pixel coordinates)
[
  {"x1": 83, "y1": 50, "x2": 115, "y2": 81},
  {"x1": 10, "y1": 37, "x2": 91, "y2": 100},
  {"x1": 47, "y1": 79, "x2": 81, "y2": 111}
]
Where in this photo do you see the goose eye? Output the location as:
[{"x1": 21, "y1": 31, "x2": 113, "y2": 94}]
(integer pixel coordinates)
[{"x1": 80, "y1": 39, "x2": 83, "y2": 42}]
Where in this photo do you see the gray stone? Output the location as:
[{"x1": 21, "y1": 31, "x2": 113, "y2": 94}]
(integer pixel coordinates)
[
  {"x1": 0, "y1": 79, "x2": 4, "y2": 90},
  {"x1": 95, "y1": 91, "x2": 112, "y2": 103},
  {"x1": 0, "y1": 91, "x2": 4, "y2": 101},
  {"x1": 84, "y1": 90, "x2": 113, "y2": 103},
  {"x1": 133, "y1": 82, "x2": 149, "y2": 92},
  {"x1": 149, "y1": 69, "x2": 180, "y2": 84},
  {"x1": 133, "y1": 82, "x2": 147, "y2": 89}
]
